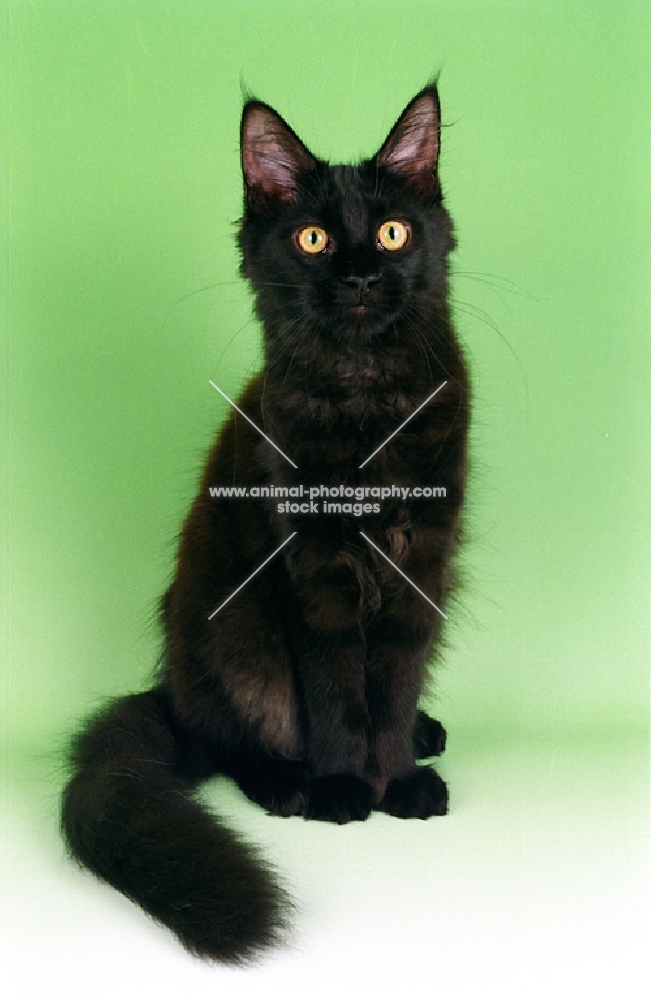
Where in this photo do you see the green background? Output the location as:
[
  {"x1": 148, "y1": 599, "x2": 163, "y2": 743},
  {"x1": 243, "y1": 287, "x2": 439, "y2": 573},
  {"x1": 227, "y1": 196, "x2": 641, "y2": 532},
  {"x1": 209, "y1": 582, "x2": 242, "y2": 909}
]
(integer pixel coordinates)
[{"x1": 2, "y1": 2, "x2": 648, "y2": 996}]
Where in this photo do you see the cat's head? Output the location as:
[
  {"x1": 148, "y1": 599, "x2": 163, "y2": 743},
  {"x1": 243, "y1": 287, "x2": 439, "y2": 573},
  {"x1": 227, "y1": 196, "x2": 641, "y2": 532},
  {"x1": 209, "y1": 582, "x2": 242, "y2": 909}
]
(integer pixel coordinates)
[{"x1": 238, "y1": 86, "x2": 454, "y2": 345}]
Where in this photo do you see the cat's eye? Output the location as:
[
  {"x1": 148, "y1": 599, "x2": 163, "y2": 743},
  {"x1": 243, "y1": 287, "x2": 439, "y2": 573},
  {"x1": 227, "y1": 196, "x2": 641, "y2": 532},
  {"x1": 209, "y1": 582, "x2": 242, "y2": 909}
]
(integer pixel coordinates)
[
  {"x1": 296, "y1": 226, "x2": 329, "y2": 254},
  {"x1": 377, "y1": 220, "x2": 410, "y2": 251}
]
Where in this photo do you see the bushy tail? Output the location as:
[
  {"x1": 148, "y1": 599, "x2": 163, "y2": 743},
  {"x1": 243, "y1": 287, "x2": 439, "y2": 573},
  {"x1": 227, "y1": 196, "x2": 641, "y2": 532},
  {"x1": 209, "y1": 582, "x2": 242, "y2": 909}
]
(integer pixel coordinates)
[{"x1": 60, "y1": 687, "x2": 290, "y2": 963}]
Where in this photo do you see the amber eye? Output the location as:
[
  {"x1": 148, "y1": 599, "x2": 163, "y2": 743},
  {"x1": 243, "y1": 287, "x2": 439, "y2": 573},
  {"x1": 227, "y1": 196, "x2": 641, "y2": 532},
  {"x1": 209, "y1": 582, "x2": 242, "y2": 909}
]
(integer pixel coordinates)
[
  {"x1": 377, "y1": 220, "x2": 409, "y2": 251},
  {"x1": 296, "y1": 226, "x2": 329, "y2": 254}
]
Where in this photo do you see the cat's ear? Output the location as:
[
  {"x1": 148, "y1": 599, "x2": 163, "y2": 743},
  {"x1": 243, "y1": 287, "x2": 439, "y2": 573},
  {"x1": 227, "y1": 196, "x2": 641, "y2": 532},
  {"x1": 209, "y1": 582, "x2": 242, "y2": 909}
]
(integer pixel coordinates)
[
  {"x1": 241, "y1": 102, "x2": 316, "y2": 206},
  {"x1": 375, "y1": 87, "x2": 440, "y2": 194}
]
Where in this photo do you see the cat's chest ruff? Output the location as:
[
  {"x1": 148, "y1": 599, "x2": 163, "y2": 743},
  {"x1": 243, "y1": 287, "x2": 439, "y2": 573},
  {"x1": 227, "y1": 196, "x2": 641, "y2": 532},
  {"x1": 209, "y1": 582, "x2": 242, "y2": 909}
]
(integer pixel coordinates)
[
  {"x1": 305, "y1": 392, "x2": 413, "y2": 428},
  {"x1": 334, "y1": 354, "x2": 381, "y2": 383},
  {"x1": 307, "y1": 357, "x2": 417, "y2": 425}
]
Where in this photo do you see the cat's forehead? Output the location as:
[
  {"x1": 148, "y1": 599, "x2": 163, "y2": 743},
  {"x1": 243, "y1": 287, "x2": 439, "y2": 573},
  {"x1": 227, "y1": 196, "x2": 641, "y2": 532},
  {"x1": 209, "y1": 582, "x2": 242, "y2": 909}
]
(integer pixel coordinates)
[{"x1": 320, "y1": 164, "x2": 375, "y2": 236}]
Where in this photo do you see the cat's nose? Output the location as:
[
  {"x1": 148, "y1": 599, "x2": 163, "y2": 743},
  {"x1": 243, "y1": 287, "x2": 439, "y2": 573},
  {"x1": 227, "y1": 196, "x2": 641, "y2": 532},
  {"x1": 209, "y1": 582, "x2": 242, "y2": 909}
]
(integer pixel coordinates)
[{"x1": 341, "y1": 274, "x2": 381, "y2": 300}]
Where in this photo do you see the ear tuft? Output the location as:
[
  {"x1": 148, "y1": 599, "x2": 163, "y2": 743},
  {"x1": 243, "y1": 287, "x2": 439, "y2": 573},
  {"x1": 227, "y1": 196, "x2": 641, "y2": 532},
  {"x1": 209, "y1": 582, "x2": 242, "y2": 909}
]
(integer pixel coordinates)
[
  {"x1": 241, "y1": 102, "x2": 315, "y2": 205},
  {"x1": 376, "y1": 88, "x2": 440, "y2": 193}
]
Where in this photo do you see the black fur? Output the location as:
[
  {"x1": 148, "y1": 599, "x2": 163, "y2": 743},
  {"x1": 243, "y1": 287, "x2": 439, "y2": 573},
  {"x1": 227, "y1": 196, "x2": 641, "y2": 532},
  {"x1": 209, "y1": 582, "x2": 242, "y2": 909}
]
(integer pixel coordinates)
[
  {"x1": 61, "y1": 689, "x2": 291, "y2": 962},
  {"x1": 61, "y1": 84, "x2": 469, "y2": 962}
]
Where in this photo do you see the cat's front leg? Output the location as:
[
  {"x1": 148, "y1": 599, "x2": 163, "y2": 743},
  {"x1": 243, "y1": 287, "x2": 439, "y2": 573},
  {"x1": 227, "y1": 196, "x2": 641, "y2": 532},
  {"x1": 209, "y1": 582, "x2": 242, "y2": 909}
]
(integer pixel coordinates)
[
  {"x1": 365, "y1": 596, "x2": 448, "y2": 819},
  {"x1": 295, "y1": 623, "x2": 376, "y2": 824},
  {"x1": 284, "y1": 541, "x2": 376, "y2": 824}
]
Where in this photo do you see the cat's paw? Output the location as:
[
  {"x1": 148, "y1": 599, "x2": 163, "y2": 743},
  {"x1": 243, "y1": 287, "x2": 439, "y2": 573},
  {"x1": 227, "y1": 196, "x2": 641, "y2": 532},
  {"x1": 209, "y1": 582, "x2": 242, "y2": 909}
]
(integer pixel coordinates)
[
  {"x1": 380, "y1": 767, "x2": 448, "y2": 819},
  {"x1": 236, "y1": 758, "x2": 310, "y2": 817},
  {"x1": 413, "y1": 711, "x2": 447, "y2": 758},
  {"x1": 306, "y1": 774, "x2": 375, "y2": 824}
]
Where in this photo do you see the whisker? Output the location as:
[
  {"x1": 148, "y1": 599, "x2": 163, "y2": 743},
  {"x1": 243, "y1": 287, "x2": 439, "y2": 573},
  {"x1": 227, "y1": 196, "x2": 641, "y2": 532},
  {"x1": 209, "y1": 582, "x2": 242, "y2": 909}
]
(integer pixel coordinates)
[
  {"x1": 452, "y1": 269, "x2": 541, "y2": 301},
  {"x1": 451, "y1": 297, "x2": 529, "y2": 402}
]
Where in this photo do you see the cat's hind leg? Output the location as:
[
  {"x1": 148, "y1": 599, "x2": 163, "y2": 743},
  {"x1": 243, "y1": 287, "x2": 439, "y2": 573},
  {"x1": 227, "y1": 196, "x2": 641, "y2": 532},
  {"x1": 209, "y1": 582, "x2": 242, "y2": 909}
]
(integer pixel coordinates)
[
  {"x1": 228, "y1": 751, "x2": 311, "y2": 818},
  {"x1": 380, "y1": 766, "x2": 448, "y2": 818},
  {"x1": 413, "y1": 710, "x2": 447, "y2": 758}
]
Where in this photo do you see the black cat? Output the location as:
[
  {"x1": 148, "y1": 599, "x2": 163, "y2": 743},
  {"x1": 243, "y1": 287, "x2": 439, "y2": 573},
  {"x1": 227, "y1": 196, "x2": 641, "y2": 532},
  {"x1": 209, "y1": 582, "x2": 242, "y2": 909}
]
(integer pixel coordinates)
[{"x1": 61, "y1": 83, "x2": 470, "y2": 963}]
